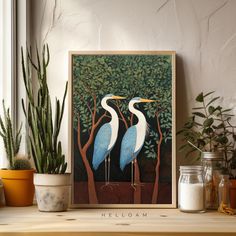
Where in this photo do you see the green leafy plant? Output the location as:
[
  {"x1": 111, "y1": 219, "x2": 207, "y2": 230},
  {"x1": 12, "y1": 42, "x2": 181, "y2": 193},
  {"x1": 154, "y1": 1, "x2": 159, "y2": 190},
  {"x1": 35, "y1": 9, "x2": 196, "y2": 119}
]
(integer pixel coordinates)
[
  {"x1": 21, "y1": 45, "x2": 68, "y2": 174},
  {"x1": 178, "y1": 91, "x2": 236, "y2": 177},
  {"x1": 0, "y1": 100, "x2": 28, "y2": 169}
]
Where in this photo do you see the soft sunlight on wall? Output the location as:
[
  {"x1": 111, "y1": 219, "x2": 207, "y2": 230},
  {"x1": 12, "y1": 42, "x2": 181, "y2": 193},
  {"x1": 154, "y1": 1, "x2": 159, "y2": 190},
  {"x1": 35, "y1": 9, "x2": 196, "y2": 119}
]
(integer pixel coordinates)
[
  {"x1": 0, "y1": 0, "x2": 14, "y2": 168},
  {"x1": 29, "y1": 0, "x2": 236, "y2": 169}
]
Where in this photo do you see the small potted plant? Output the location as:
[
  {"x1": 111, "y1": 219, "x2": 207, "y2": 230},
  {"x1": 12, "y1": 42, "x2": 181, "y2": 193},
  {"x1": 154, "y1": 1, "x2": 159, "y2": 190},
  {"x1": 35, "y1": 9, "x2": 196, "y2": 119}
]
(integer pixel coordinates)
[
  {"x1": 0, "y1": 100, "x2": 34, "y2": 206},
  {"x1": 178, "y1": 91, "x2": 236, "y2": 209},
  {"x1": 21, "y1": 45, "x2": 69, "y2": 212}
]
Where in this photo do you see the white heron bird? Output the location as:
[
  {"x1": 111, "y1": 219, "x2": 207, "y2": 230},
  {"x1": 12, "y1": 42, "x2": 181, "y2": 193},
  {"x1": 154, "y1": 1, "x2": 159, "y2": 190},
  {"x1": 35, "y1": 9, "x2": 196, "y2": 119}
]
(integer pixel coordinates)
[
  {"x1": 92, "y1": 94, "x2": 126, "y2": 186},
  {"x1": 120, "y1": 97, "x2": 156, "y2": 188}
]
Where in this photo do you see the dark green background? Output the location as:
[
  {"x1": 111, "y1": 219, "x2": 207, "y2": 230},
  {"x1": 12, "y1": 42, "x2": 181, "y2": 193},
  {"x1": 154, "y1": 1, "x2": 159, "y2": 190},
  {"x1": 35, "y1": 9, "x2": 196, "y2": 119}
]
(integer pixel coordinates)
[{"x1": 72, "y1": 54, "x2": 173, "y2": 183}]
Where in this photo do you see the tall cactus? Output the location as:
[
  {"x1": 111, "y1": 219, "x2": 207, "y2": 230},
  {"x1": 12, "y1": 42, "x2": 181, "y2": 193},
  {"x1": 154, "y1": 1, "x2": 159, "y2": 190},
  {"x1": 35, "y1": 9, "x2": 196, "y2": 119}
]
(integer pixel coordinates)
[
  {"x1": 21, "y1": 45, "x2": 68, "y2": 174},
  {"x1": 0, "y1": 100, "x2": 22, "y2": 168}
]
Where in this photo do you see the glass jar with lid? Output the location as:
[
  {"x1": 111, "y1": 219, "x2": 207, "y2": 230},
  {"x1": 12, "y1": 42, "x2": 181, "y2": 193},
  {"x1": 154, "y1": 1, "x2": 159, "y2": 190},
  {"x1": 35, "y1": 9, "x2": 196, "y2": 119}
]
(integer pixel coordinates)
[
  {"x1": 218, "y1": 174, "x2": 231, "y2": 208},
  {"x1": 201, "y1": 152, "x2": 223, "y2": 209},
  {"x1": 178, "y1": 166, "x2": 205, "y2": 213}
]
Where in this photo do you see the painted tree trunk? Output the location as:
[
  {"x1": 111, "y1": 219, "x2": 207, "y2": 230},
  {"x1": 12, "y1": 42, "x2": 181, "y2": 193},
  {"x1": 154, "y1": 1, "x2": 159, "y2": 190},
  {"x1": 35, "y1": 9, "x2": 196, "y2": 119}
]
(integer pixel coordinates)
[
  {"x1": 80, "y1": 150, "x2": 98, "y2": 204},
  {"x1": 77, "y1": 97, "x2": 107, "y2": 204},
  {"x1": 77, "y1": 116, "x2": 98, "y2": 204},
  {"x1": 76, "y1": 100, "x2": 108, "y2": 204},
  {"x1": 151, "y1": 113, "x2": 163, "y2": 204}
]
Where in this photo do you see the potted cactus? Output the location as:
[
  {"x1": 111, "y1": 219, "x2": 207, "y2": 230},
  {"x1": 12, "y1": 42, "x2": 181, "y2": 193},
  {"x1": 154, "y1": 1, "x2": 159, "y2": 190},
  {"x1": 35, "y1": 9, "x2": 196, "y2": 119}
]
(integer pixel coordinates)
[
  {"x1": 21, "y1": 45, "x2": 69, "y2": 212},
  {"x1": 0, "y1": 101, "x2": 34, "y2": 206}
]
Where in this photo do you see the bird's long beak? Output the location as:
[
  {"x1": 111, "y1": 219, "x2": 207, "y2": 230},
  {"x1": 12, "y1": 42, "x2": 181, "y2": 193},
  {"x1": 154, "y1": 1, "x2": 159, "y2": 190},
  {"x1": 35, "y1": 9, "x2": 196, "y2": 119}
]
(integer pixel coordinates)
[
  {"x1": 112, "y1": 95, "x2": 126, "y2": 100},
  {"x1": 140, "y1": 98, "x2": 156, "y2": 103}
]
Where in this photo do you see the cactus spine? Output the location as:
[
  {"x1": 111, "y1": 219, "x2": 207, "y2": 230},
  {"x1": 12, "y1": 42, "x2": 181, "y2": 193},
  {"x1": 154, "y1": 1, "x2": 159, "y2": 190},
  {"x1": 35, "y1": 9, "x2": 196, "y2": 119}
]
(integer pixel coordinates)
[{"x1": 21, "y1": 45, "x2": 68, "y2": 174}]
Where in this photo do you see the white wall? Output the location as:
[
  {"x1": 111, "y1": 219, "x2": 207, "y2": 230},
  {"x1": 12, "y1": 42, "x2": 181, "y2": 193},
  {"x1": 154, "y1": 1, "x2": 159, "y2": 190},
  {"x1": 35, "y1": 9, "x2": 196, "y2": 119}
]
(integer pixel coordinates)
[
  {"x1": 0, "y1": 0, "x2": 14, "y2": 168},
  {"x1": 29, "y1": 0, "x2": 236, "y2": 169},
  {"x1": 17, "y1": 0, "x2": 31, "y2": 156}
]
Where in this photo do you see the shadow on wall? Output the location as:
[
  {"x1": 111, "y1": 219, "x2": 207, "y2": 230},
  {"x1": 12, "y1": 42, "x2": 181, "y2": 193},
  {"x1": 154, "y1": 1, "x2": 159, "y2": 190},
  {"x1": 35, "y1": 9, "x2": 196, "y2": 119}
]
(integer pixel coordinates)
[{"x1": 176, "y1": 54, "x2": 191, "y2": 170}]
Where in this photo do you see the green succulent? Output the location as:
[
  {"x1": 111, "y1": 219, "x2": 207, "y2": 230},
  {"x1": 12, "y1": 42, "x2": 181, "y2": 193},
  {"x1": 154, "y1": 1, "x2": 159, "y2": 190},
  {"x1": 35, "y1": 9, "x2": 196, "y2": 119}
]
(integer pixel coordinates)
[
  {"x1": 0, "y1": 100, "x2": 22, "y2": 169},
  {"x1": 21, "y1": 45, "x2": 68, "y2": 174},
  {"x1": 11, "y1": 157, "x2": 31, "y2": 170}
]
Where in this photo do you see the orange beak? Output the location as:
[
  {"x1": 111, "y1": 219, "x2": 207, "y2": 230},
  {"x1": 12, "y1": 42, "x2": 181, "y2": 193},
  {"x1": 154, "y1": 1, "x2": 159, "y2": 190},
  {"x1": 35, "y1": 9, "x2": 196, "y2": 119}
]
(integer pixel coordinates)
[
  {"x1": 112, "y1": 96, "x2": 126, "y2": 100},
  {"x1": 140, "y1": 98, "x2": 157, "y2": 103}
]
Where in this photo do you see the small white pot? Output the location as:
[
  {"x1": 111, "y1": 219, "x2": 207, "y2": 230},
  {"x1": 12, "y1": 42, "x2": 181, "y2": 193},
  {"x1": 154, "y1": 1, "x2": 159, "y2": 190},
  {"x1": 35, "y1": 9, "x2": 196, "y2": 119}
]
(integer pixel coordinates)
[{"x1": 34, "y1": 173, "x2": 71, "y2": 212}]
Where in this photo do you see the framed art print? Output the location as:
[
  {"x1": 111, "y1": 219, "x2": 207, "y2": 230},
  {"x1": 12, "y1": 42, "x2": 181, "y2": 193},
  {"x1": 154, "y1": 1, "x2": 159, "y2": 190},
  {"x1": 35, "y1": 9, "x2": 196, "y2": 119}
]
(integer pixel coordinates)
[{"x1": 69, "y1": 51, "x2": 176, "y2": 208}]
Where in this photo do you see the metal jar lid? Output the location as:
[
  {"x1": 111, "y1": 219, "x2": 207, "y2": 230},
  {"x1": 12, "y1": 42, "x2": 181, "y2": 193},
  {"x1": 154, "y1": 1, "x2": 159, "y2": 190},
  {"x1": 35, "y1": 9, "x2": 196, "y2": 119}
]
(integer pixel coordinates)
[
  {"x1": 180, "y1": 165, "x2": 203, "y2": 171},
  {"x1": 201, "y1": 152, "x2": 223, "y2": 160},
  {"x1": 179, "y1": 165, "x2": 203, "y2": 173}
]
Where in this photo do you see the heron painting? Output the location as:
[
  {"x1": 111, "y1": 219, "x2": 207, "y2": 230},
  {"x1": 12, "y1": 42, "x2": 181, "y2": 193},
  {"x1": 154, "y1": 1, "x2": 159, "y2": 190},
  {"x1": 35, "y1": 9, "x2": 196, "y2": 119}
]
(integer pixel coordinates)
[
  {"x1": 92, "y1": 94, "x2": 126, "y2": 186},
  {"x1": 70, "y1": 51, "x2": 176, "y2": 207},
  {"x1": 120, "y1": 97, "x2": 156, "y2": 189}
]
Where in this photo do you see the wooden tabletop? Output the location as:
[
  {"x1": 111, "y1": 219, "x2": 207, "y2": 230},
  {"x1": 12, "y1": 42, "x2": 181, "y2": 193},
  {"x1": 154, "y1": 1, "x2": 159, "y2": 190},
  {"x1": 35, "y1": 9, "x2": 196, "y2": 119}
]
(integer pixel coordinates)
[{"x1": 0, "y1": 206, "x2": 236, "y2": 236}]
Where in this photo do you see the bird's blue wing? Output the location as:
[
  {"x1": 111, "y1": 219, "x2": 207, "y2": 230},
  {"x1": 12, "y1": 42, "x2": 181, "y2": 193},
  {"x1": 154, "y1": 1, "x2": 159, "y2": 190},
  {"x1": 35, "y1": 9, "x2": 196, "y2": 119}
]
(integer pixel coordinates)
[
  {"x1": 92, "y1": 123, "x2": 112, "y2": 170},
  {"x1": 120, "y1": 126, "x2": 137, "y2": 171}
]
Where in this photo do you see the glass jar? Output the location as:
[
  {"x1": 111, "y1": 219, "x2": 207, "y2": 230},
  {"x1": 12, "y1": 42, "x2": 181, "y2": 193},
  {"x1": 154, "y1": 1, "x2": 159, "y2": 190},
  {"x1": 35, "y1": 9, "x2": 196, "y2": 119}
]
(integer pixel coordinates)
[
  {"x1": 178, "y1": 166, "x2": 205, "y2": 213},
  {"x1": 218, "y1": 175, "x2": 231, "y2": 207},
  {"x1": 202, "y1": 152, "x2": 223, "y2": 209}
]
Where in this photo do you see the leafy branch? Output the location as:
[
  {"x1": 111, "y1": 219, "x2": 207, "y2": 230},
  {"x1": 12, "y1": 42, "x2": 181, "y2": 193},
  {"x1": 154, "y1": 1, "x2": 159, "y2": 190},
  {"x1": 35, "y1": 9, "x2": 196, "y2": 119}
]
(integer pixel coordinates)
[{"x1": 178, "y1": 91, "x2": 236, "y2": 177}]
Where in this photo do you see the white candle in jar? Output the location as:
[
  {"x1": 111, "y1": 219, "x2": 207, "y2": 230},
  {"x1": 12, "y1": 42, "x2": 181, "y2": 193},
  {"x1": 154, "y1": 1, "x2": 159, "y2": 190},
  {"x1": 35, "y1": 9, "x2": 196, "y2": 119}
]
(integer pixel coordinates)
[{"x1": 179, "y1": 183, "x2": 204, "y2": 211}]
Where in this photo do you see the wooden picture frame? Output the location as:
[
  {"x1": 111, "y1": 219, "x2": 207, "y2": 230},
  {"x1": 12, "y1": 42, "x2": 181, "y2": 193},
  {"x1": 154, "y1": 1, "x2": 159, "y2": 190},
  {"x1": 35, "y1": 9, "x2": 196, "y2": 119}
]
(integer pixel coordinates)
[{"x1": 69, "y1": 51, "x2": 176, "y2": 208}]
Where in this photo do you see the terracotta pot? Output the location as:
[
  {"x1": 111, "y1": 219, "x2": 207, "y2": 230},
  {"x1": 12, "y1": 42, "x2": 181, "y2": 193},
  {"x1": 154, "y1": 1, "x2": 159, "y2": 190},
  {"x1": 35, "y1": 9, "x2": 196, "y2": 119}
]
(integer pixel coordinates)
[
  {"x1": 229, "y1": 179, "x2": 236, "y2": 209},
  {"x1": 0, "y1": 169, "x2": 35, "y2": 206},
  {"x1": 34, "y1": 173, "x2": 71, "y2": 212}
]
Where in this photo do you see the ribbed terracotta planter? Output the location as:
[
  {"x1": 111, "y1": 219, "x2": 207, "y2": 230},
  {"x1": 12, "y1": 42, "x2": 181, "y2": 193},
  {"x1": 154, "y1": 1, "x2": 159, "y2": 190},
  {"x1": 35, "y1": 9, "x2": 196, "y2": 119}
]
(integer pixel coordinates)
[
  {"x1": 0, "y1": 169, "x2": 34, "y2": 206},
  {"x1": 230, "y1": 179, "x2": 236, "y2": 209},
  {"x1": 34, "y1": 173, "x2": 71, "y2": 212}
]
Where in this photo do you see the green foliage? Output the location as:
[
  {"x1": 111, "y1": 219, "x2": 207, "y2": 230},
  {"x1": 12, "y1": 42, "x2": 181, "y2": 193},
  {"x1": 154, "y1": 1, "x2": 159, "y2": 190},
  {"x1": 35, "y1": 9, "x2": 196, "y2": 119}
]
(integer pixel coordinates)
[
  {"x1": 178, "y1": 91, "x2": 236, "y2": 177},
  {"x1": 0, "y1": 100, "x2": 22, "y2": 168},
  {"x1": 21, "y1": 45, "x2": 67, "y2": 174},
  {"x1": 73, "y1": 54, "x2": 173, "y2": 160},
  {"x1": 11, "y1": 157, "x2": 31, "y2": 170}
]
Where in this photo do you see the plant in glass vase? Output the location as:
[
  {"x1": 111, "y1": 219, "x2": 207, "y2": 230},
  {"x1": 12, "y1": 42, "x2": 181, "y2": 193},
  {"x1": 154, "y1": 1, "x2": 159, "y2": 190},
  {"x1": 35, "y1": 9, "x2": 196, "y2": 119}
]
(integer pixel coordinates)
[{"x1": 178, "y1": 91, "x2": 236, "y2": 209}]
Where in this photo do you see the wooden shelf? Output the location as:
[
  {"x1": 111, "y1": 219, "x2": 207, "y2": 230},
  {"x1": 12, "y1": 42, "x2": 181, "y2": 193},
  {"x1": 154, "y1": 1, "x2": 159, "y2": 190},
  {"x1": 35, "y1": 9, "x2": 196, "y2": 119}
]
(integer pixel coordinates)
[{"x1": 0, "y1": 206, "x2": 236, "y2": 235}]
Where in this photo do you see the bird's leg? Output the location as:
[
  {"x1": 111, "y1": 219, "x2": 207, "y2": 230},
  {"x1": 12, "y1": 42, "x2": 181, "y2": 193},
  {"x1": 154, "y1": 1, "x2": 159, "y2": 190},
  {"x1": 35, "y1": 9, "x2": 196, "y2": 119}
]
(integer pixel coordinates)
[
  {"x1": 108, "y1": 154, "x2": 119, "y2": 188},
  {"x1": 106, "y1": 154, "x2": 118, "y2": 189},
  {"x1": 101, "y1": 157, "x2": 108, "y2": 190},
  {"x1": 133, "y1": 159, "x2": 137, "y2": 187},
  {"x1": 131, "y1": 160, "x2": 133, "y2": 186},
  {"x1": 131, "y1": 160, "x2": 136, "y2": 190},
  {"x1": 101, "y1": 154, "x2": 118, "y2": 191},
  {"x1": 133, "y1": 159, "x2": 144, "y2": 188},
  {"x1": 108, "y1": 153, "x2": 110, "y2": 185},
  {"x1": 105, "y1": 157, "x2": 108, "y2": 185}
]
